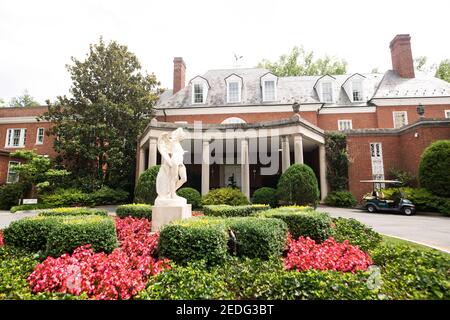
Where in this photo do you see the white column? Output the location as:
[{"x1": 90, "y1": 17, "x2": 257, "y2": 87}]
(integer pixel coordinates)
[
  {"x1": 201, "y1": 140, "x2": 210, "y2": 196},
  {"x1": 148, "y1": 138, "x2": 157, "y2": 168},
  {"x1": 138, "y1": 147, "x2": 145, "y2": 176},
  {"x1": 294, "y1": 134, "x2": 304, "y2": 164},
  {"x1": 319, "y1": 144, "x2": 328, "y2": 201},
  {"x1": 281, "y1": 135, "x2": 291, "y2": 173},
  {"x1": 241, "y1": 139, "x2": 250, "y2": 200}
]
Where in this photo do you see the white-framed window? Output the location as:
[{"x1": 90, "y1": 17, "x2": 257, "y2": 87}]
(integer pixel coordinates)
[
  {"x1": 445, "y1": 110, "x2": 450, "y2": 118},
  {"x1": 338, "y1": 120, "x2": 353, "y2": 131},
  {"x1": 221, "y1": 117, "x2": 246, "y2": 124},
  {"x1": 321, "y1": 82, "x2": 333, "y2": 102},
  {"x1": 370, "y1": 142, "x2": 385, "y2": 188},
  {"x1": 36, "y1": 127, "x2": 45, "y2": 145},
  {"x1": 5, "y1": 128, "x2": 26, "y2": 148},
  {"x1": 193, "y1": 84, "x2": 204, "y2": 104},
  {"x1": 7, "y1": 161, "x2": 20, "y2": 184},
  {"x1": 393, "y1": 111, "x2": 408, "y2": 128},
  {"x1": 263, "y1": 80, "x2": 276, "y2": 101},
  {"x1": 227, "y1": 81, "x2": 241, "y2": 103},
  {"x1": 352, "y1": 80, "x2": 363, "y2": 102}
]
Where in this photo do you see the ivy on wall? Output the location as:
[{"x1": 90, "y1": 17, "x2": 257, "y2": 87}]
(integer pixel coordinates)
[{"x1": 325, "y1": 133, "x2": 350, "y2": 191}]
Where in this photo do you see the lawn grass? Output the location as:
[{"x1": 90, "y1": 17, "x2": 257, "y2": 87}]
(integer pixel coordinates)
[{"x1": 381, "y1": 234, "x2": 450, "y2": 257}]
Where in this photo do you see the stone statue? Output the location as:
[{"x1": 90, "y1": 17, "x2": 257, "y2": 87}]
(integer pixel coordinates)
[{"x1": 155, "y1": 127, "x2": 188, "y2": 206}]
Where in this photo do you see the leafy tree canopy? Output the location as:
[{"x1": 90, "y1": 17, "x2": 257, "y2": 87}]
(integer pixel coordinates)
[
  {"x1": 435, "y1": 59, "x2": 450, "y2": 83},
  {"x1": 41, "y1": 37, "x2": 162, "y2": 192},
  {"x1": 257, "y1": 46, "x2": 347, "y2": 76},
  {"x1": 9, "y1": 90, "x2": 40, "y2": 107}
]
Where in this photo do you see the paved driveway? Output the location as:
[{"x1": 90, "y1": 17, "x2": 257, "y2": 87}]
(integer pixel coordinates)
[{"x1": 316, "y1": 206, "x2": 450, "y2": 253}]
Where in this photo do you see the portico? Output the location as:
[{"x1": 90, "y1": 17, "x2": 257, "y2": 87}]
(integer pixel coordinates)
[{"x1": 137, "y1": 114, "x2": 328, "y2": 201}]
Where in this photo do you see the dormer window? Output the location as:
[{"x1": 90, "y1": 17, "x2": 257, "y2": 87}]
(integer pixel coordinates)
[
  {"x1": 352, "y1": 80, "x2": 363, "y2": 102},
  {"x1": 190, "y1": 76, "x2": 209, "y2": 105},
  {"x1": 227, "y1": 81, "x2": 241, "y2": 103},
  {"x1": 194, "y1": 84, "x2": 204, "y2": 103},
  {"x1": 321, "y1": 82, "x2": 333, "y2": 102},
  {"x1": 263, "y1": 81, "x2": 276, "y2": 101}
]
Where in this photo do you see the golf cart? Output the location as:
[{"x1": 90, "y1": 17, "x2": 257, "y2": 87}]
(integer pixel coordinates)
[{"x1": 360, "y1": 180, "x2": 416, "y2": 215}]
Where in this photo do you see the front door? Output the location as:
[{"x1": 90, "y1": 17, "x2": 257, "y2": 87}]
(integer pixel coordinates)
[{"x1": 224, "y1": 165, "x2": 241, "y2": 188}]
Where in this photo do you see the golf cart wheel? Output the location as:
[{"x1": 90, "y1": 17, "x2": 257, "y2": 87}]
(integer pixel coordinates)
[
  {"x1": 402, "y1": 207, "x2": 415, "y2": 216},
  {"x1": 366, "y1": 204, "x2": 377, "y2": 213}
]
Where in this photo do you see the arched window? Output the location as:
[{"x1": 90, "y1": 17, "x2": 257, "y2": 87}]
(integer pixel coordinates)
[{"x1": 221, "y1": 117, "x2": 246, "y2": 124}]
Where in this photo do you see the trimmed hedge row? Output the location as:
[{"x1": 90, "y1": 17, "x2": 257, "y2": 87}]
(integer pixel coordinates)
[
  {"x1": 116, "y1": 204, "x2": 152, "y2": 220},
  {"x1": 257, "y1": 207, "x2": 332, "y2": 242},
  {"x1": 176, "y1": 187, "x2": 202, "y2": 209},
  {"x1": 3, "y1": 215, "x2": 118, "y2": 257},
  {"x1": 158, "y1": 216, "x2": 288, "y2": 265},
  {"x1": 38, "y1": 207, "x2": 108, "y2": 217},
  {"x1": 331, "y1": 217, "x2": 382, "y2": 252},
  {"x1": 202, "y1": 187, "x2": 250, "y2": 206},
  {"x1": 203, "y1": 204, "x2": 269, "y2": 217}
]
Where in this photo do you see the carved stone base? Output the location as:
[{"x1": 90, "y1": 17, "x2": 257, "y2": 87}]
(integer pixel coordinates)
[{"x1": 151, "y1": 204, "x2": 192, "y2": 232}]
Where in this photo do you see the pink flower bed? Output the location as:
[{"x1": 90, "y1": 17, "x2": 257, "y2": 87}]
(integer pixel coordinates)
[
  {"x1": 0, "y1": 230, "x2": 4, "y2": 247},
  {"x1": 27, "y1": 217, "x2": 170, "y2": 300},
  {"x1": 284, "y1": 236, "x2": 372, "y2": 273}
]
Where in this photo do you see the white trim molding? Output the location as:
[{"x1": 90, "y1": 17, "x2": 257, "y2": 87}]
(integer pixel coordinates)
[
  {"x1": 0, "y1": 116, "x2": 47, "y2": 124},
  {"x1": 371, "y1": 97, "x2": 450, "y2": 106}
]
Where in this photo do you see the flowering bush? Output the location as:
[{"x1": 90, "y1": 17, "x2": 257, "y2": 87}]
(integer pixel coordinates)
[
  {"x1": 284, "y1": 236, "x2": 372, "y2": 273},
  {"x1": 27, "y1": 217, "x2": 169, "y2": 300},
  {"x1": 0, "y1": 230, "x2": 4, "y2": 247}
]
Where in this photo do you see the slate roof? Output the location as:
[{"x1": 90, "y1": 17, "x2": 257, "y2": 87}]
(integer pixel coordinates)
[{"x1": 156, "y1": 68, "x2": 450, "y2": 108}]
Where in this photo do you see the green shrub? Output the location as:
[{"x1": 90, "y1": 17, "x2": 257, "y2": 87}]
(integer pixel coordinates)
[
  {"x1": 136, "y1": 261, "x2": 234, "y2": 300},
  {"x1": 176, "y1": 187, "x2": 202, "y2": 209},
  {"x1": 137, "y1": 257, "x2": 379, "y2": 300},
  {"x1": 226, "y1": 217, "x2": 288, "y2": 259},
  {"x1": 202, "y1": 187, "x2": 250, "y2": 206},
  {"x1": 277, "y1": 164, "x2": 320, "y2": 206},
  {"x1": 3, "y1": 216, "x2": 59, "y2": 252},
  {"x1": 382, "y1": 187, "x2": 450, "y2": 216},
  {"x1": 252, "y1": 187, "x2": 278, "y2": 208},
  {"x1": 388, "y1": 168, "x2": 416, "y2": 187},
  {"x1": 134, "y1": 166, "x2": 160, "y2": 204},
  {"x1": 325, "y1": 132, "x2": 350, "y2": 191},
  {"x1": 419, "y1": 140, "x2": 450, "y2": 197},
  {"x1": 38, "y1": 207, "x2": 108, "y2": 217},
  {"x1": 0, "y1": 183, "x2": 24, "y2": 210},
  {"x1": 116, "y1": 204, "x2": 152, "y2": 220},
  {"x1": 372, "y1": 245, "x2": 450, "y2": 299},
  {"x1": 158, "y1": 218, "x2": 229, "y2": 266},
  {"x1": 45, "y1": 216, "x2": 118, "y2": 257},
  {"x1": 324, "y1": 191, "x2": 357, "y2": 208},
  {"x1": 11, "y1": 203, "x2": 57, "y2": 213},
  {"x1": 203, "y1": 204, "x2": 269, "y2": 217},
  {"x1": 257, "y1": 207, "x2": 332, "y2": 242},
  {"x1": 331, "y1": 217, "x2": 382, "y2": 251},
  {"x1": 89, "y1": 186, "x2": 129, "y2": 205},
  {"x1": 40, "y1": 188, "x2": 94, "y2": 207}
]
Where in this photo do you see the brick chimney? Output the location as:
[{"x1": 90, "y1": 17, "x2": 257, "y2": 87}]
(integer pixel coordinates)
[
  {"x1": 173, "y1": 57, "x2": 186, "y2": 94},
  {"x1": 389, "y1": 34, "x2": 415, "y2": 78}
]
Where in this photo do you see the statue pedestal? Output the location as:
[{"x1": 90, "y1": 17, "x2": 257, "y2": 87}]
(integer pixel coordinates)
[{"x1": 151, "y1": 203, "x2": 192, "y2": 232}]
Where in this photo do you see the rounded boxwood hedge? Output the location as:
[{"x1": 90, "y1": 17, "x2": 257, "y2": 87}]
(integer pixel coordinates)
[
  {"x1": 116, "y1": 204, "x2": 152, "y2": 220},
  {"x1": 134, "y1": 165, "x2": 160, "y2": 204},
  {"x1": 324, "y1": 191, "x2": 357, "y2": 208},
  {"x1": 38, "y1": 207, "x2": 108, "y2": 217},
  {"x1": 277, "y1": 164, "x2": 320, "y2": 206},
  {"x1": 202, "y1": 187, "x2": 250, "y2": 206},
  {"x1": 252, "y1": 187, "x2": 278, "y2": 208},
  {"x1": 418, "y1": 140, "x2": 450, "y2": 197},
  {"x1": 176, "y1": 187, "x2": 202, "y2": 209},
  {"x1": 257, "y1": 207, "x2": 332, "y2": 242},
  {"x1": 203, "y1": 204, "x2": 269, "y2": 217}
]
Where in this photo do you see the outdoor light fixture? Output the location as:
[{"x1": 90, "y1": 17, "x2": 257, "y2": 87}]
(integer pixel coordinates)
[
  {"x1": 416, "y1": 103, "x2": 425, "y2": 118},
  {"x1": 292, "y1": 102, "x2": 300, "y2": 113}
]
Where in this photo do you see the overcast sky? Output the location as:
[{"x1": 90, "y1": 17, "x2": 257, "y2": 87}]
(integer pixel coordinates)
[{"x1": 1, "y1": 0, "x2": 449, "y2": 104}]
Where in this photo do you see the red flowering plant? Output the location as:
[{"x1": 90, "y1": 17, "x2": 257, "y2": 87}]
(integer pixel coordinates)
[
  {"x1": 284, "y1": 236, "x2": 372, "y2": 273},
  {"x1": 27, "y1": 217, "x2": 170, "y2": 300},
  {"x1": 0, "y1": 229, "x2": 4, "y2": 247}
]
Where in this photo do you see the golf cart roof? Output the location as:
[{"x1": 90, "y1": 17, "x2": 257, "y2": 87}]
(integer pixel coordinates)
[{"x1": 360, "y1": 180, "x2": 402, "y2": 184}]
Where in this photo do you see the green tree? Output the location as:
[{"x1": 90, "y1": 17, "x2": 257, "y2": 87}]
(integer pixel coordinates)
[
  {"x1": 257, "y1": 46, "x2": 347, "y2": 76},
  {"x1": 435, "y1": 59, "x2": 450, "y2": 83},
  {"x1": 414, "y1": 56, "x2": 428, "y2": 71},
  {"x1": 418, "y1": 140, "x2": 450, "y2": 197},
  {"x1": 41, "y1": 38, "x2": 162, "y2": 192},
  {"x1": 9, "y1": 90, "x2": 40, "y2": 107}
]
